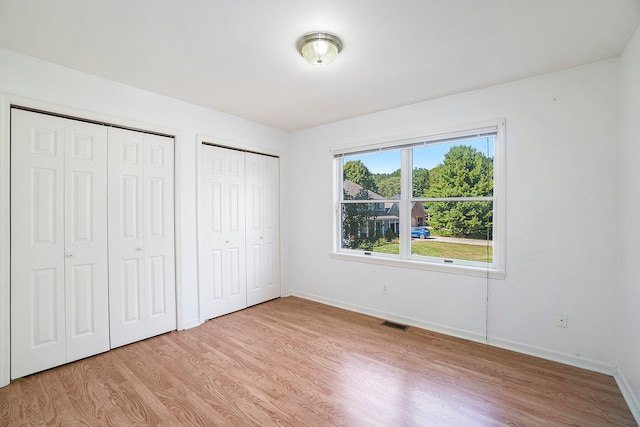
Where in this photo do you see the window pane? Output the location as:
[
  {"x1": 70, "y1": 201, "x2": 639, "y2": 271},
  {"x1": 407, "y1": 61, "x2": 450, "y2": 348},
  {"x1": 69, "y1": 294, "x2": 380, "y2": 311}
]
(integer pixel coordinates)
[
  {"x1": 413, "y1": 136, "x2": 494, "y2": 198},
  {"x1": 343, "y1": 151, "x2": 401, "y2": 199},
  {"x1": 341, "y1": 202, "x2": 399, "y2": 254},
  {"x1": 342, "y1": 151, "x2": 401, "y2": 254},
  {"x1": 412, "y1": 201, "x2": 493, "y2": 263}
]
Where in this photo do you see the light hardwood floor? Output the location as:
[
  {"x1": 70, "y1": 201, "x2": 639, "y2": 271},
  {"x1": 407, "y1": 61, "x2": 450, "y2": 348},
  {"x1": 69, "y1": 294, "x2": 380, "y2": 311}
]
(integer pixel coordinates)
[{"x1": 0, "y1": 297, "x2": 636, "y2": 426}]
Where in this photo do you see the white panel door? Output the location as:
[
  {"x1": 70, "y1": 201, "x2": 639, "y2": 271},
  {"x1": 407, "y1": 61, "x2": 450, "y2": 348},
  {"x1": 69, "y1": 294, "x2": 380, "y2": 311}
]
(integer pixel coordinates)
[
  {"x1": 108, "y1": 128, "x2": 175, "y2": 348},
  {"x1": 108, "y1": 128, "x2": 145, "y2": 347},
  {"x1": 11, "y1": 109, "x2": 109, "y2": 379},
  {"x1": 198, "y1": 144, "x2": 246, "y2": 320},
  {"x1": 64, "y1": 117, "x2": 110, "y2": 363},
  {"x1": 245, "y1": 153, "x2": 280, "y2": 307},
  {"x1": 142, "y1": 134, "x2": 176, "y2": 338},
  {"x1": 11, "y1": 111, "x2": 66, "y2": 378}
]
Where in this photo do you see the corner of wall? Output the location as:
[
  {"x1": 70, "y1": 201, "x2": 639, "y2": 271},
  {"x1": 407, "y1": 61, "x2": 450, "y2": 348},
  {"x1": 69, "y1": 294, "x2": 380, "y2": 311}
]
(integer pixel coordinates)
[
  {"x1": 615, "y1": 368, "x2": 640, "y2": 425},
  {"x1": 617, "y1": 22, "x2": 640, "y2": 423},
  {"x1": 0, "y1": 96, "x2": 11, "y2": 387}
]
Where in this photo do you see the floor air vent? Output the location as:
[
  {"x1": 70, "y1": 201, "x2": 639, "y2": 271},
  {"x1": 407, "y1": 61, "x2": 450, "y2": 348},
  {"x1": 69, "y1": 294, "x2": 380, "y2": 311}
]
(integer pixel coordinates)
[{"x1": 381, "y1": 321, "x2": 409, "y2": 331}]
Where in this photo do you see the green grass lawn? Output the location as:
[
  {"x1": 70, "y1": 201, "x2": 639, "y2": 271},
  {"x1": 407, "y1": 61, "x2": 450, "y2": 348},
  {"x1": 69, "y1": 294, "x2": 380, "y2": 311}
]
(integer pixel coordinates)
[{"x1": 374, "y1": 240, "x2": 492, "y2": 262}]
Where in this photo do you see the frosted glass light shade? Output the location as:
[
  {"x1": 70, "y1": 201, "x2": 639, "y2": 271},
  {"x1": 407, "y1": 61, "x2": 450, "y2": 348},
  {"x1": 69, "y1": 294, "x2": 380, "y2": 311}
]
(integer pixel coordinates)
[{"x1": 297, "y1": 32, "x2": 343, "y2": 65}]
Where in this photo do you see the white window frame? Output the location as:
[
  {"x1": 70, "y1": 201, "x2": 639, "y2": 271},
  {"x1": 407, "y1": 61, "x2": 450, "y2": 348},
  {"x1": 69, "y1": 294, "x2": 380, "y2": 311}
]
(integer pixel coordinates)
[{"x1": 331, "y1": 120, "x2": 505, "y2": 279}]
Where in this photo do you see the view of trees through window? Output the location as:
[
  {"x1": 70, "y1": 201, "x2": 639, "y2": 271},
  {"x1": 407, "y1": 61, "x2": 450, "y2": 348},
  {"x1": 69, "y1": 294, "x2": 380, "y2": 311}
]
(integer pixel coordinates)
[{"x1": 339, "y1": 135, "x2": 495, "y2": 265}]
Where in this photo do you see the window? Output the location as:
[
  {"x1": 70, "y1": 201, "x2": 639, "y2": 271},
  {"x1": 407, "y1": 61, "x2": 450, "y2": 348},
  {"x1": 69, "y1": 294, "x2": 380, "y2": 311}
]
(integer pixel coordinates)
[{"x1": 333, "y1": 121, "x2": 505, "y2": 277}]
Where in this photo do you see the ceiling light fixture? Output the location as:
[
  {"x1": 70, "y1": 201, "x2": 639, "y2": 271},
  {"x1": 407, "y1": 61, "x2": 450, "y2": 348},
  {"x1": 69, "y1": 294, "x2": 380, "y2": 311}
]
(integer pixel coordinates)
[{"x1": 297, "y1": 31, "x2": 343, "y2": 66}]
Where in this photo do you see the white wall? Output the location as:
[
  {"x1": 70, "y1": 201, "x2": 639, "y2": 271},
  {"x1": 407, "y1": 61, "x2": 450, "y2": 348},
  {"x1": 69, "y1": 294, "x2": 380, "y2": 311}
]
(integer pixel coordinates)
[
  {"x1": 618, "y1": 26, "x2": 640, "y2": 420},
  {"x1": 286, "y1": 59, "x2": 621, "y2": 372},
  {"x1": 0, "y1": 47, "x2": 288, "y2": 386}
]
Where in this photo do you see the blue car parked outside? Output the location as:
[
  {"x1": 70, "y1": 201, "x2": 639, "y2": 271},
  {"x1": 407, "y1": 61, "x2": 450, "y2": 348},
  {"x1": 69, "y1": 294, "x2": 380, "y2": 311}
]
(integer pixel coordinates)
[{"x1": 411, "y1": 227, "x2": 430, "y2": 239}]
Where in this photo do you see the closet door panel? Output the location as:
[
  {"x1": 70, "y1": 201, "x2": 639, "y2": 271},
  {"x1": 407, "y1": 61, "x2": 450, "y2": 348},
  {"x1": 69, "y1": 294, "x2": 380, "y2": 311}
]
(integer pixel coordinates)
[
  {"x1": 11, "y1": 111, "x2": 66, "y2": 379},
  {"x1": 226, "y1": 179, "x2": 245, "y2": 301},
  {"x1": 228, "y1": 246, "x2": 242, "y2": 297},
  {"x1": 262, "y1": 157, "x2": 280, "y2": 300},
  {"x1": 108, "y1": 128, "x2": 146, "y2": 348},
  {"x1": 143, "y1": 134, "x2": 175, "y2": 336},
  {"x1": 199, "y1": 145, "x2": 246, "y2": 320},
  {"x1": 122, "y1": 259, "x2": 142, "y2": 321},
  {"x1": 206, "y1": 177, "x2": 224, "y2": 304},
  {"x1": 200, "y1": 177, "x2": 224, "y2": 310},
  {"x1": 247, "y1": 242, "x2": 263, "y2": 293},
  {"x1": 64, "y1": 121, "x2": 109, "y2": 362},
  {"x1": 149, "y1": 256, "x2": 167, "y2": 315},
  {"x1": 245, "y1": 157, "x2": 263, "y2": 302},
  {"x1": 10, "y1": 110, "x2": 108, "y2": 379},
  {"x1": 109, "y1": 129, "x2": 176, "y2": 348},
  {"x1": 246, "y1": 153, "x2": 280, "y2": 307}
]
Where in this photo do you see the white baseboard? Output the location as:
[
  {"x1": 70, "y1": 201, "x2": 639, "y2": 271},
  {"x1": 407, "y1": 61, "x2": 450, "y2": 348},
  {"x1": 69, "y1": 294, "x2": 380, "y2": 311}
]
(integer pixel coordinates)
[
  {"x1": 289, "y1": 290, "x2": 487, "y2": 344},
  {"x1": 615, "y1": 368, "x2": 640, "y2": 425},
  {"x1": 487, "y1": 336, "x2": 616, "y2": 375}
]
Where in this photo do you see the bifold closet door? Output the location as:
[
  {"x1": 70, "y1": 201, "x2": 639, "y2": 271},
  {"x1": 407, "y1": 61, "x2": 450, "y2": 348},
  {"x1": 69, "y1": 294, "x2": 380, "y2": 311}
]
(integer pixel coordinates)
[
  {"x1": 199, "y1": 145, "x2": 280, "y2": 321},
  {"x1": 11, "y1": 109, "x2": 109, "y2": 379},
  {"x1": 199, "y1": 145, "x2": 247, "y2": 320},
  {"x1": 108, "y1": 127, "x2": 176, "y2": 348},
  {"x1": 245, "y1": 152, "x2": 280, "y2": 307}
]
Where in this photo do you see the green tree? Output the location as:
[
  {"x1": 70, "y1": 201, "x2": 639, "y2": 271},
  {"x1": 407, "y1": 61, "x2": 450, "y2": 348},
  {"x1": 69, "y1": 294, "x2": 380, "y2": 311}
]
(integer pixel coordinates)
[
  {"x1": 342, "y1": 188, "x2": 379, "y2": 250},
  {"x1": 344, "y1": 160, "x2": 377, "y2": 191},
  {"x1": 412, "y1": 167, "x2": 430, "y2": 196},
  {"x1": 374, "y1": 174, "x2": 400, "y2": 198},
  {"x1": 426, "y1": 145, "x2": 493, "y2": 239}
]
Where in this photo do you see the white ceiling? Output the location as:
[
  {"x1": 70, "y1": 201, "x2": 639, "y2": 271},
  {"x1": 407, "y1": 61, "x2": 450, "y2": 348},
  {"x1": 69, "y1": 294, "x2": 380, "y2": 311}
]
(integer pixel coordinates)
[{"x1": 1, "y1": 1, "x2": 639, "y2": 131}]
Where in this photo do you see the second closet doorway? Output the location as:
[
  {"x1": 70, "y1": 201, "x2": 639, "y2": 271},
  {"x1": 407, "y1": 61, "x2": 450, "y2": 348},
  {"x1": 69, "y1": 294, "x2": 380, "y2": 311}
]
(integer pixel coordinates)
[{"x1": 198, "y1": 143, "x2": 280, "y2": 321}]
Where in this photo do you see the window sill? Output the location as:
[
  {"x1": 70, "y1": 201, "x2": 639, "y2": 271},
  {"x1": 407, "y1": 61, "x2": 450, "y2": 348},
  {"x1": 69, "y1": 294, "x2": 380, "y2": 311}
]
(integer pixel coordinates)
[{"x1": 329, "y1": 251, "x2": 506, "y2": 279}]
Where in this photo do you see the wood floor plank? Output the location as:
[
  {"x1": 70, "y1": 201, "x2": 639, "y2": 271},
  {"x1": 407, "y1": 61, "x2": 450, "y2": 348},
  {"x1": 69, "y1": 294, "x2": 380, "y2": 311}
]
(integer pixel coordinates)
[{"x1": 0, "y1": 296, "x2": 636, "y2": 426}]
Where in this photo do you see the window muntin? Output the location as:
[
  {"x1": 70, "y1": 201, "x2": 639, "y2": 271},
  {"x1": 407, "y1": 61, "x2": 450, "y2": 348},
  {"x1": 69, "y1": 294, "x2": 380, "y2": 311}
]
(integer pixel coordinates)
[{"x1": 335, "y1": 123, "x2": 502, "y2": 273}]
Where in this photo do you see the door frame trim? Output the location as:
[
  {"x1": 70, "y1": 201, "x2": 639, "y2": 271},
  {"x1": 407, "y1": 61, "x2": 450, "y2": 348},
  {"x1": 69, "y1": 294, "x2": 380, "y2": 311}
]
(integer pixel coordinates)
[{"x1": 0, "y1": 94, "x2": 183, "y2": 387}]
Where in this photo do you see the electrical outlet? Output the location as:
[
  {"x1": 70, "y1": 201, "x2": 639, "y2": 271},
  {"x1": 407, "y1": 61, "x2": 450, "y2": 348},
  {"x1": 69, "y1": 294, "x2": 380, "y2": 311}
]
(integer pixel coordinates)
[
  {"x1": 556, "y1": 314, "x2": 568, "y2": 328},
  {"x1": 382, "y1": 285, "x2": 389, "y2": 295}
]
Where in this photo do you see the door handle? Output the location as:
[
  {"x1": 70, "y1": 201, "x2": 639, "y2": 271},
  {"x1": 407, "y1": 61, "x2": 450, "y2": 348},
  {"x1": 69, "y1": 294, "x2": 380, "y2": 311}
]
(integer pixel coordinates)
[
  {"x1": 66, "y1": 253, "x2": 73, "y2": 258},
  {"x1": 136, "y1": 247, "x2": 142, "y2": 252}
]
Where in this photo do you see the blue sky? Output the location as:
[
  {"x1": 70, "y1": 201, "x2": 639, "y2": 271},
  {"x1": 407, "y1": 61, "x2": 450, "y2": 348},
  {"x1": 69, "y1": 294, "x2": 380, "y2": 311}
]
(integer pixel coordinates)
[{"x1": 345, "y1": 137, "x2": 494, "y2": 174}]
